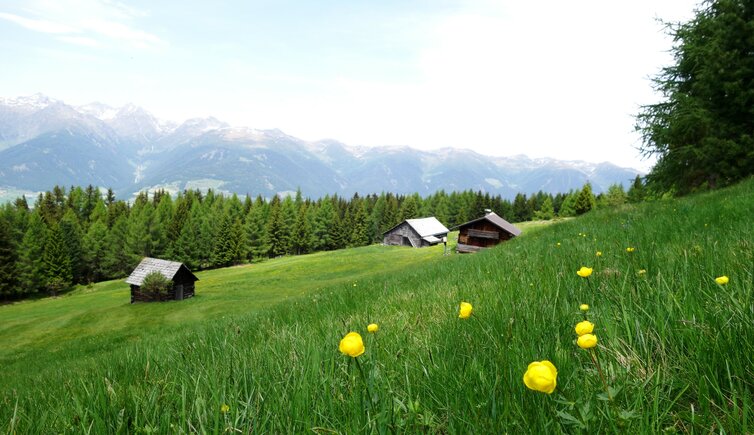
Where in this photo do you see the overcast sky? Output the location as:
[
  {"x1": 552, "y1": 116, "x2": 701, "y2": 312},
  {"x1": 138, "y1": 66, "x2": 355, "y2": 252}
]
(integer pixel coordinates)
[{"x1": 0, "y1": 0, "x2": 700, "y2": 171}]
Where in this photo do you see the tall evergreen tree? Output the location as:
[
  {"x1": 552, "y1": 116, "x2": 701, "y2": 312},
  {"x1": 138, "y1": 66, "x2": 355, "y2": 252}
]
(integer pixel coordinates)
[
  {"x1": 534, "y1": 197, "x2": 555, "y2": 220},
  {"x1": 266, "y1": 196, "x2": 287, "y2": 257},
  {"x1": 627, "y1": 175, "x2": 646, "y2": 203},
  {"x1": 42, "y1": 223, "x2": 72, "y2": 295},
  {"x1": 512, "y1": 193, "x2": 531, "y2": 222},
  {"x1": 17, "y1": 212, "x2": 47, "y2": 294},
  {"x1": 574, "y1": 183, "x2": 597, "y2": 215},
  {"x1": 102, "y1": 214, "x2": 132, "y2": 277},
  {"x1": 636, "y1": 0, "x2": 754, "y2": 193},
  {"x1": 292, "y1": 204, "x2": 313, "y2": 255},
  {"x1": 59, "y1": 209, "x2": 84, "y2": 283},
  {"x1": 349, "y1": 200, "x2": 370, "y2": 247},
  {"x1": 398, "y1": 195, "x2": 419, "y2": 221},
  {"x1": 82, "y1": 217, "x2": 109, "y2": 282},
  {"x1": 0, "y1": 218, "x2": 17, "y2": 297},
  {"x1": 171, "y1": 202, "x2": 203, "y2": 269},
  {"x1": 245, "y1": 198, "x2": 270, "y2": 261}
]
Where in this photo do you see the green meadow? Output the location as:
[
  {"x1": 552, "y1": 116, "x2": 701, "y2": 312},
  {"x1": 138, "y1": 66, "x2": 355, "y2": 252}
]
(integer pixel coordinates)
[{"x1": 1, "y1": 179, "x2": 753, "y2": 433}]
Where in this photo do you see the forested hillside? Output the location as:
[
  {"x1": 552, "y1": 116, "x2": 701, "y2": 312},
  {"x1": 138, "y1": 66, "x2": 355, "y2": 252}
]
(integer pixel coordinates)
[{"x1": 0, "y1": 179, "x2": 643, "y2": 300}]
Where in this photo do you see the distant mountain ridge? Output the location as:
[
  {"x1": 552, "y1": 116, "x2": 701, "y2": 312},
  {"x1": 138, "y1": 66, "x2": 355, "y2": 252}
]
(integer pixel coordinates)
[{"x1": 0, "y1": 94, "x2": 642, "y2": 200}]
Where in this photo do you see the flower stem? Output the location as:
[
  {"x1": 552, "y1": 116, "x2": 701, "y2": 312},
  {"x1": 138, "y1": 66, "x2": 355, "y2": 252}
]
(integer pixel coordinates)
[
  {"x1": 590, "y1": 348, "x2": 611, "y2": 401},
  {"x1": 354, "y1": 357, "x2": 375, "y2": 416}
]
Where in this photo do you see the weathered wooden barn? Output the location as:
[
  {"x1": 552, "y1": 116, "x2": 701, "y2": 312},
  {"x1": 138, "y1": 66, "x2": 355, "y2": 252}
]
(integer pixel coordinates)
[
  {"x1": 383, "y1": 217, "x2": 449, "y2": 248},
  {"x1": 455, "y1": 211, "x2": 521, "y2": 253},
  {"x1": 126, "y1": 257, "x2": 198, "y2": 303}
]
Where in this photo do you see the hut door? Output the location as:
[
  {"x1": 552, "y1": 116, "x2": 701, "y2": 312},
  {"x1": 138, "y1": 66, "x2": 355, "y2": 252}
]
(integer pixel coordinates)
[{"x1": 175, "y1": 284, "x2": 184, "y2": 300}]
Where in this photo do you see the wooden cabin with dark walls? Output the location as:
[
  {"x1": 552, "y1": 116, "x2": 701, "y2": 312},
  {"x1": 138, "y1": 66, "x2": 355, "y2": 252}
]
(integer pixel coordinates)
[
  {"x1": 126, "y1": 257, "x2": 198, "y2": 303},
  {"x1": 383, "y1": 217, "x2": 449, "y2": 248},
  {"x1": 455, "y1": 210, "x2": 521, "y2": 253}
]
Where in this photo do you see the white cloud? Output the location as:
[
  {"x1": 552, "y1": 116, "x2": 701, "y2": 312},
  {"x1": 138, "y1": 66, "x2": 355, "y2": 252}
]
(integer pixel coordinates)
[
  {"x1": 56, "y1": 35, "x2": 100, "y2": 47},
  {"x1": 0, "y1": 11, "x2": 77, "y2": 33},
  {"x1": 0, "y1": 1, "x2": 164, "y2": 49}
]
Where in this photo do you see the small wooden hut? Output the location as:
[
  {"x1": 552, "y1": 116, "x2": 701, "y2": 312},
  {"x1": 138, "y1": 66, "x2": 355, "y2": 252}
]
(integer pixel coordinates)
[
  {"x1": 455, "y1": 210, "x2": 521, "y2": 253},
  {"x1": 383, "y1": 217, "x2": 449, "y2": 248},
  {"x1": 126, "y1": 257, "x2": 198, "y2": 303}
]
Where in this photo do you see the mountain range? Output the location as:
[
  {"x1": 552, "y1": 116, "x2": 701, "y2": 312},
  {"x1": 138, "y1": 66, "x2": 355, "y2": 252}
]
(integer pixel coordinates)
[{"x1": 0, "y1": 94, "x2": 642, "y2": 200}]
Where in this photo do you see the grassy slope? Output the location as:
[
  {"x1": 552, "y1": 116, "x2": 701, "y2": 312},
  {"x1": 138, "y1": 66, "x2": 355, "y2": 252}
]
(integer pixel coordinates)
[
  {"x1": 0, "y1": 244, "x2": 449, "y2": 378},
  {"x1": 1, "y1": 181, "x2": 753, "y2": 433}
]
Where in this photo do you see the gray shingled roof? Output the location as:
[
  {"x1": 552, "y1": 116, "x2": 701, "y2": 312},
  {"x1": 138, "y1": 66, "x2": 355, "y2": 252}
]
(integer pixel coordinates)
[
  {"x1": 126, "y1": 257, "x2": 187, "y2": 286},
  {"x1": 405, "y1": 217, "x2": 449, "y2": 237},
  {"x1": 456, "y1": 212, "x2": 522, "y2": 236}
]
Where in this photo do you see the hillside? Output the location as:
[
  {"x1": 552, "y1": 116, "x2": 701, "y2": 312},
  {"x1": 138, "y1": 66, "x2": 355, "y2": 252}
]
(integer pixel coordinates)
[
  {"x1": 1, "y1": 179, "x2": 753, "y2": 432},
  {"x1": 0, "y1": 95, "x2": 640, "y2": 199}
]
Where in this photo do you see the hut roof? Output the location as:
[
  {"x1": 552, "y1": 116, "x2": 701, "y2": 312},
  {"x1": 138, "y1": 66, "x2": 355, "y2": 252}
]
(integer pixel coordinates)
[
  {"x1": 384, "y1": 217, "x2": 449, "y2": 237},
  {"x1": 456, "y1": 212, "x2": 522, "y2": 236},
  {"x1": 125, "y1": 257, "x2": 198, "y2": 286}
]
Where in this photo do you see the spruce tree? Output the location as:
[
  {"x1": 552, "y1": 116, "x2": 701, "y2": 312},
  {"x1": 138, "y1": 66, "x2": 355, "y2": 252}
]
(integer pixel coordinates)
[
  {"x1": 534, "y1": 197, "x2": 555, "y2": 220},
  {"x1": 349, "y1": 200, "x2": 370, "y2": 247},
  {"x1": 211, "y1": 214, "x2": 236, "y2": 267},
  {"x1": 245, "y1": 198, "x2": 270, "y2": 261},
  {"x1": 0, "y1": 218, "x2": 17, "y2": 297},
  {"x1": 266, "y1": 196, "x2": 287, "y2": 257},
  {"x1": 82, "y1": 218, "x2": 109, "y2": 282},
  {"x1": 574, "y1": 183, "x2": 597, "y2": 215},
  {"x1": 398, "y1": 195, "x2": 419, "y2": 221},
  {"x1": 512, "y1": 193, "x2": 531, "y2": 222},
  {"x1": 627, "y1": 175, "x2": 646, "y2": 203},
  {"x1": 170, "y1": 202, "x2": 202, "y2": 269},
  {"x1": 59, "y1": 209, "x2": 84, "y2": 283},
  {"x1": 43, "y1": 223, "x2": 72, "y2": 295},
  {"x1": 292, "y1": 204, "x2": 313, "y2": 255},
  {"x1": 17, "y1": 212, "x2": 47, "y2": 294},
  {"x1": 636, "y1": 0, "x2": 754, "y2": 193},
  {"x1": 102, "y1": 214, "x2": 132, "y2": 278}
]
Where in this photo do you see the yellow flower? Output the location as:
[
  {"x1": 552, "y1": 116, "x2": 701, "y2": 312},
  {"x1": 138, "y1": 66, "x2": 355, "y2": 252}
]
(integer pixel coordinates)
[
  {"x1": 556, "y1": 242, "x2": 561, "y2": 247},
  {"x1": 626, "y1": 247, "x2": 635, "y2": 253},
  {"x1": 459, "y1": 302, "x2": 473, "y2": 319},
  {"x1": 523, "y1": 360, "x2": 558, "y2": 394},
  {"x1": 367, "y1": 323, "x2": 379, "y2": 333},
  {"x1": 221, "y1": 403, "x2": 230, "y2": 413},
  {"x1": 576, "y1": 267, "x2": 593, "y2": 278},
  {"x1": 339, "y1": 332, "x2": 365, "y2": 357},
  {"x1": 715, "y1": 276, "x2": 729, "y2": 285},
  {"x1": 638, "y1": 269, "x2": 646, "y2": 275},
  {"x1": 596, "y1": 251, "x2": 602, "y2": 257},
  {"x1": 577, "y1": 333, "x2": 598, "y2": 349},
  {"x1": 579, "y1": 304, "x2": 589, "y2": 312},
  {"x1": 574, "y1": 320, "x2": 594, "y2": 336}
]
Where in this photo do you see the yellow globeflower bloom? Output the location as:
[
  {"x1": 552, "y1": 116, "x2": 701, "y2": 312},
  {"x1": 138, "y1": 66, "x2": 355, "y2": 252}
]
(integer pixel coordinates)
[
  {"x1": 523, "y1": 360, "x2": 558, "y2": 394},
  {"x1": 715, "y1": 276, "x2": 729, "y2": 285},
  {"x1": 339, "y1": 332, "x2": 365, "y2": 357},
  {"x1": 626, "y1": 247, "x2": 635, "y2": 253},
  {"x1": 221, "y1": 403, "x2": 230, "y2": 413},
  {"x1": 459, "y1": 302, "x2": 473, "y2": 319},
  {"x1": 579, "y1": 304, "x2": 589, "y2": 312},
  {"x1": 576, "y1": 267, "x2": 593, "y2": 278},
  {"x1": 577, "y1": 333, "x2": 598, "y2": 349},
  {"x1": 574, "y1": 320, "x2": 594, "y2": 336},
  {"x1": 596, "y1": 251, "x2": 602, "y2": 257},
  {"x1": 556, "y1": 242, "x2": 561, "y2": 247},
  {"x1": 638, "y1": 269, "x2": 646, "y2": 275},
  {"x1": 367, "y1": 323, "x2": 379, "y2": 333}
]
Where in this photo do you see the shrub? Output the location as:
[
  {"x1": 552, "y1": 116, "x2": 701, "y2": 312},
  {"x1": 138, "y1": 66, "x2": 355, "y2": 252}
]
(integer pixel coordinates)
[{"x1": 141, "y1": 271, "x2": 172, "y2": 296}]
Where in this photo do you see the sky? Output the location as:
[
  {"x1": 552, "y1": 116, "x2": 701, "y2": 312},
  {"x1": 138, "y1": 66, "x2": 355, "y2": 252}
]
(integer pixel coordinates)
[{"x1": 0, "y1": 0, "x2": 701, "y2": 171}]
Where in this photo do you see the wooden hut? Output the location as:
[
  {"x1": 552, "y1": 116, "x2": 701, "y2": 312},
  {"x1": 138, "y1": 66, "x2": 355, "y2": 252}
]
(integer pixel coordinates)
[
  {"x1": 383, "y1": 217, "x2": 449, "y2": 248},
  {"x1": 126, "y1": 257, "x2": 198, "y2": 303},
  {"x1": 455, "y1": 210, "x2": 521, "y2": 253}
]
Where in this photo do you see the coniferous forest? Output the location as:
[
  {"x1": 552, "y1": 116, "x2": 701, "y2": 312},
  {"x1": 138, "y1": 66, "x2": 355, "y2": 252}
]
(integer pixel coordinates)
[{"x1": 0, "y1": 180, "x2": 644, "y2": 300}]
